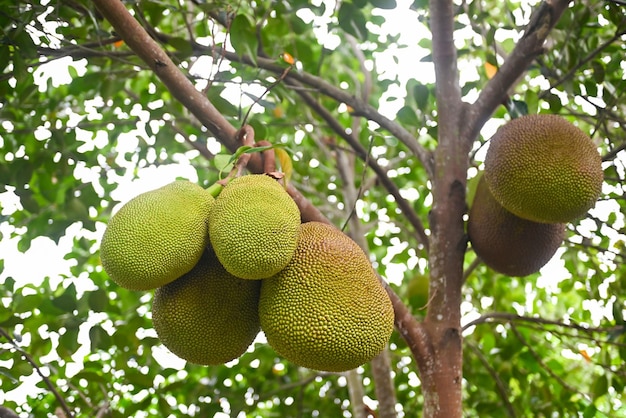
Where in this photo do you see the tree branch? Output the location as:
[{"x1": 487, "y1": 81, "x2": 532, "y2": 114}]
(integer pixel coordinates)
[
  {"x1": 509, "y1": 323, "x2": 588, "y2": 397},
  {"x1": 462, "y1": 312, "x2": 622, "y2": 334},
  {"x1": 92, "y1": 0, "x2": 237, "y2": 144},
  {"x1": 0, "y1": 328, "x2": 74, "y2": 418},
  {"x1": 91, "y1": 0, "x2": 326, "y2": 227},
  {"x1": 466, "y1": 341, "x2": 516, "y2": 417},
  {"x1": 336, "y1": 120, "x2": 398, "y2": 418},
  {"x1": 92, "y1": 0, "x2": 428, "y2": 379},
  {"x1": 463, "y1": 0, "x2": 572, "y2": 144},
  {"x1": 284, "y1": 77, "x2": 430, "y2": 252},
  {"x1": 538, "y1": 23, "x2": 626, "y2": 99}
]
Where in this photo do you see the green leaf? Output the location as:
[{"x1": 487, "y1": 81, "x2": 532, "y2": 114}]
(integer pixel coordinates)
[
  {"x1": 88, "y1": 289, "x2": 109, "y2": 313},
  {"x1": 52, "y1": 283, "x2": 78, "y2": 312},
  {"x1": 591, "y1": 375, "x2": 608, "y2": 400},
  {"x1": 370, "y1": 0, "x2": 397, "y2": 9},
  {"x1": 229, "y1": 14, "x2": 258, "y2": 59},
  {"x1": 166, "y1": 37, "x2": 193, "y2": 58},
  {"x1": 89, "y1": 325, "x2": 112, "y2": 352},
  {"x1": 337, "y1": 3, "x2": 368, "y2": 40}
]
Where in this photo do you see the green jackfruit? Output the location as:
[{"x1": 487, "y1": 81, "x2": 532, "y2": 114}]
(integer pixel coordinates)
[
  {"x1": 468, "y1": 175, "x2": 566, "y2": 277},
  {"x1": 208, "y1": 174, "x2": 300, "y2": 280},
  {"x1": 259, "y1": 221, "x2": 394, "y2": 372},
  {"x1": 152, "y1": 249, "x2": 261, "y2": 365},
  {"x1": 484, "y1": 114, "x2": 603, "y2": 223},
  {"x1": 100, "y1": 180, "x2": 213, "y2": 291}
]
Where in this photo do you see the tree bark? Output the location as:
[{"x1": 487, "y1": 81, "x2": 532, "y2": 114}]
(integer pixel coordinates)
[{"x1": 421, "y1": 1, "x2": 466, "y2": 417}]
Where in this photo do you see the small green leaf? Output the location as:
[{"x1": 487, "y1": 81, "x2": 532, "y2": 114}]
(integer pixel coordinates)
[
  {"x1": 613, "y1": 298, "x2": 624, "y2": 325},
  {"x1": 214, "y1": 154, "x2": 234, "y2": 175},
  {"x1": 338, "y1": 3, "x2": 368, "y2": 40},
  {"x1": 591, "y1": 375, "x2": 608, "y2": 400},
  {"x1": 89, "y1": 325, "x2": 112, "y2": 352},
  {"x1": 229, "y1": 15, "x2": 258, "y2": 58},
  {"x1": 52, "y1": 283, "x2": 78, "y2": 312},
  {"x1": 370, "y1": 0, "x2": 397, "y2": 9},
  {"x1": 88, "y1": 289, "x2": 109, "y2": 313}
]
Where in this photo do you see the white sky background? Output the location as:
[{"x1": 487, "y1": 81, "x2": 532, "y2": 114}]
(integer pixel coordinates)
[{"x1": 0, "y1": 0, "x2": 624, "y2": 409}]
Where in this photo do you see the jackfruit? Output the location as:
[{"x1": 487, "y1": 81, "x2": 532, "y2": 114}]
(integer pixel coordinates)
[
  {"x1": 100, "y1": 180, "x2": 213, "y2": 291},
  {"x1": 259, "y1": 221, "x2": 394, "y2": 372},
  {"x1": 468, "y1": 175, "x2": 566, "y2": 277},
  {"x1": 152, "y1": 249, "x2": 261, "y2": 365},
  {"x1": 208, "y1": 174, "x2": 300, "y2": 280},
  {"x1": 484, "y1": 114, "x2": 603, "y2": 223}
]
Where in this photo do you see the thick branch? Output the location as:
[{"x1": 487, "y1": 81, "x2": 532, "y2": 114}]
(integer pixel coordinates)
[
  {"x1": 463, "y1": 0, "x2": 572, "y2": 144},
  {"x1": 91, "y1": 0, "x2": 325, "y2": 225},
  {"x1": 92, "y1": 0, "x2": 236, "y2": 144},
  {"x1": 384, "y1": 281, "x2": 433, "y2": 365}
]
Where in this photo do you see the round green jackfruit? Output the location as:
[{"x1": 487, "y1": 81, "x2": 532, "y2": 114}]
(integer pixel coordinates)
[
  {"x1": 468, "y1": 175, "x2": 566, "y2": 277},
  {"x1": 484, "y1": 114, "x2": 603, "y2": 223},
  {"x1": 100, "y1": 180, "x2": 214, "y2": 291},
  {"x1": 152, "y1": 249, "x2": 261, "y2": 365},
  {"x1": 259, "y1": 221, "x2": 394, "y2": 372},
  {"x1": 208, "y1": 174, "x2": 300, "y2": 280}
]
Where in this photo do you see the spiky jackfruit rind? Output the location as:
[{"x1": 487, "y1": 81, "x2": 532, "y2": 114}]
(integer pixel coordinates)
[
  {"x1": 100, "y1": 180, "x2": 213, "y2": 291},
  {"x1": 259, "y1": 221, "x2": 394, "y2": 372},
  {"x1": 152, "y1": 250, "x2": 262, "y2": 365},
  {"x1": 468, "y1": 175, "x2": 566, "y2": 277},
  {"x1": 208, "y1": 174, "x2": 300, "y2": 280},
  {"x1": 484, "y1": 114, "x2": 603, "y2": 223}
]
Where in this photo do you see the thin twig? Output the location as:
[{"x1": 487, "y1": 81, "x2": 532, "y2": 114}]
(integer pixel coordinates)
[
  {"x1": 462, "y1": 312, "x2": 622, "y2": 334},
  {"x1": 467, "y1": 341, "x2": 516, "y2": 417},
  {"x1": 510, "y1": 323, "x2": 588, "y2": 397},
  {"x1": 0, "y1": 327, "x2": 74, "y2": 418}
]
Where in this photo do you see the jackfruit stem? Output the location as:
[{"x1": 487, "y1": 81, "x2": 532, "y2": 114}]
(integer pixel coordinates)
[
  {"x1": 255, "y1": 140, "x2": 277, "y2": 174},
  {"x1": 206, "y1": 182, "x2": 224, "y2": 198}
]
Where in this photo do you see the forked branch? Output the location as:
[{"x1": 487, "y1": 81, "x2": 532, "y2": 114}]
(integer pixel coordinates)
[{"x1": 463, "y1": 0, "x2": 572, "y2": 144}]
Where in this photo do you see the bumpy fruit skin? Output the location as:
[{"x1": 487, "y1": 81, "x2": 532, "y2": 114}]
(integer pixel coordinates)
[
  {"x1": 484, "y1": 114, "x2": 603, "y2": 223},
  {"x1": 152, "y1": 249, "x2": 261, "y2": 365},
  {"x1": 468, "y1": 175, "x2": 566, "y2": 277},
  {"x1": 100, "y1": 180, "x2": 213, "y2": 291},
  {"x1": 208, "y1": 174, "x2": 300, "y2": 280},
  {"x1": 259, "y1": 222, "x2": 394, "y2": 372}
]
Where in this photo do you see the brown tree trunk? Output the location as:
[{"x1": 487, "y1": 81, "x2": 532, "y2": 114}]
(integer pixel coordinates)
[{"x1": 419, "y1": 1, "x2": 467, "y2": 417}]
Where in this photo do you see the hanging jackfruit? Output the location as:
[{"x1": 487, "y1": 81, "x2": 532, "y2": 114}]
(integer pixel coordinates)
[
  {"x1": 152, "y1": 249, "x2": 261, "y2": 365},
  {"x1": 100, "y1": 180, "x2": 213, "y2": 291},
  {"x1": 259, "y1": 221, "x2": 394, "y2": 372},
  {"x1": 208, "y1": 174, "x2": 300, "y2": 280},
  {"x1": 484, "y1": 114, "x2": 603, "y2": 223}
]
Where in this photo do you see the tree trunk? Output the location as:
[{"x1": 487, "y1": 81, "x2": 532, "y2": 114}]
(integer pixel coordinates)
[{"x1": 419, "y1": 1, "x2": 468, "y2": 417}]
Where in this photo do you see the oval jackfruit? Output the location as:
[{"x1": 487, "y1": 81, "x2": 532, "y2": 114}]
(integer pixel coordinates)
[
  {"x1": 259, "y1": 221, "x2": 394, "y2": 372},
  {"x1": 468, "y1": 175, "x2": 566, "y2": 277},
  {"x1": 152, "y1": 249, "x2": 262, "y2": 365},
  {"x1": 208, "y1": 174, "x2": 300, "y2": 280},
  {"x1": 100, "y1": 180, "x2": 213, "y2": 291},
  {"x1": 484, "y1": 114, "x2": 603, "y2": 223}
]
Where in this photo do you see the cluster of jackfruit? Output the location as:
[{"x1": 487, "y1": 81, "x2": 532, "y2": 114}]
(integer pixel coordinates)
[
  {"x1": 468, "y1": 114, "x2": 603, "y2": 276},
  {"x1": 100, "y1": 174, "x2": 394, "y2": 372}
]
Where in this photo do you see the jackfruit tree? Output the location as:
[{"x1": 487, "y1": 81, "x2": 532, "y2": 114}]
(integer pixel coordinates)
[{"x1": 1, "y1": 1, "x2": 625, "y2": 418}]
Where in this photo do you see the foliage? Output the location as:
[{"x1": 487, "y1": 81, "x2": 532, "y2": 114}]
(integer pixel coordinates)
[{"x1": 1, "y1": 0, "x2": 625, "y2": 417}]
